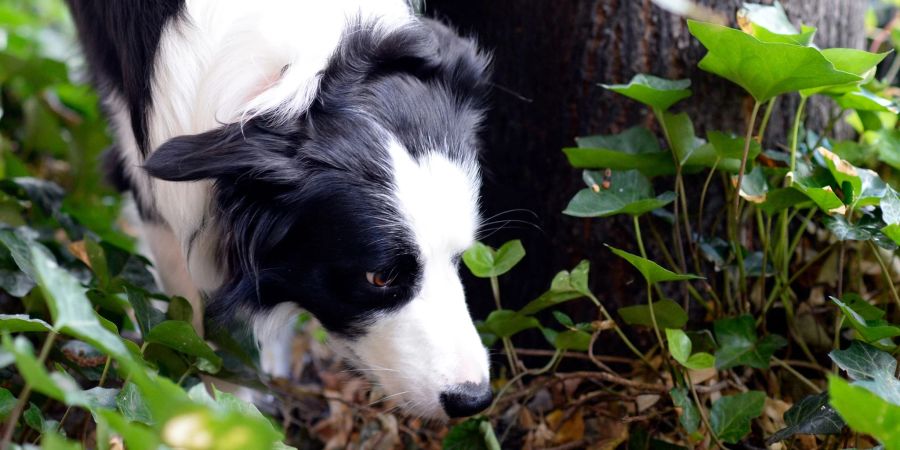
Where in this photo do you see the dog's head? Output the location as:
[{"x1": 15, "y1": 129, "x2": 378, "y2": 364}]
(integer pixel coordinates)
[{"x1": 145, "y1": 19, "x2": 493, "y2": 419}]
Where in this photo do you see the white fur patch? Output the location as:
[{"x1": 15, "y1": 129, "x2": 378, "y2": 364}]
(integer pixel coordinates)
[
  {"x1": 335, "y1": 141, "x2": 487, "y2": 419},
  {"x1": 252, "y1": 302, "x2": 302, "y2": 378}
]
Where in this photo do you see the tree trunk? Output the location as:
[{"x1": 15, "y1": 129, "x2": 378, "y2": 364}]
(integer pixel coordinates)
[{"x1": 427, "y1": 1, "x2": 867, "y2": 320}]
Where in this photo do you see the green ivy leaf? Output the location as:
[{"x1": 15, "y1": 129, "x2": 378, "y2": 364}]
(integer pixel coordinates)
[
  {"x1": 0, "y1": 387, "x2": 15, "y2": 420},
  {"x1": 443, "y1": 417, "x2": 501, "y2": 450},
  {"x1": 117, "y1": 382, "x2": 153, "y2": 425},
  {"x1": 0, "y1": 314, "x2": 51, "y2": 333},
  {"x1": 737, "y1": 2, "x2": 816, "y2": 45},
  {"x1": 832, "y1": 297, "x2": 900, "y2": 347},
  {"x1": 665, "y1": 328, "x2": 715, "y2": 370},
  {"x1": 670, "y1": 388, "x2": 700, "y2": 434},
  {"x1": 125, "y1": 287, "x2": 166, "y2": 337},
  {"x1": 737, "y1": 166, "x2": 769, "y2": 203},
  {"x1": 145, "y1": 321, "x2": 223, "y2": 374},
  {"x1": 758, "y1": 188, "x2": 813, "y2": 214},
  {"x1": 788, "y1": 171, "x2": 846, "y2": 215},
  {"x1": 546, "y1": 328, "x2": 592, "y2": 352},
  {"x1": 688, "y1": 20, "x2": 860, "y2": 102},
  {"x1": 606, "y1": 245, "x2": 703, "y2": 284},
  {"x1": 836, "y1": 89, "x2": 899, "y2": 113},
  {"x1": 564, "y1": 170, "x2": 675, "y2": 218},
  {"x1": 167, "y1": 296, "x2": 194, "y2": 324},
  {"x1": 618, "y1": 299, "x2": 688, "y2": 329},
  {"x1": 601, "y1": 74, "x2": 692, "y2": 111},
  {"x1": 462, "y1": 240, "x2": 526, "y2": 278},
  {"x1": 482, "y1": 310, "x2": 540, "y2": 339},
  {"x1": 801, "y1": 49, "x2": 889, "y2": 98},
  {"x1": 564, "y1": 127, "x2": 675, "y2": 177},
  {"x1": 829, "y1": 376, "x2": 900, "y2": 448},
  {"x1": 829, "y1": 341, "x2": 900, "y2": 405},
  {"x1": 519, "y1": 261, "x2": 591, "y2": 315},
  {"x1": 41, "y1": 433, "x2": 84, "y2": 450},
  {"x1": 714, "y1": 315, "x2": 787, "y2": 370},
  {"x1": 707, "y1": 131, "x2": 763, "y2": 173},
  {"x1": 710, "y1": 391, "x2": 766, "y2": 444},
  {"x1": 767, "y1": 392, "x2": 845, "y2": 444}
]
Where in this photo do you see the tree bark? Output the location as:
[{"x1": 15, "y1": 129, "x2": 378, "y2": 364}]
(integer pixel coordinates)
[{"x1": 427, "y1": 1, "x2": 867, "y2": 319}]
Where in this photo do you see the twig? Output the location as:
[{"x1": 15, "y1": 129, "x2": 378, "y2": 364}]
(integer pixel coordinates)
[
  {"x1": 553, "y1": 372, "x2": 666, "y2": 393},
  {"x1": 772, "y1": 357, "x2": 822, "y2": 393}
]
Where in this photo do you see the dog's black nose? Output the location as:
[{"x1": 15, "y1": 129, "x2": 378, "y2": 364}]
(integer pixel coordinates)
[{"x1": 440, "y1": 382, "x2": 493, "y2": 418}]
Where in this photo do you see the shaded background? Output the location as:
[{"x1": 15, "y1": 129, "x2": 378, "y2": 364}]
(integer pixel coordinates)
[{"x1": 426, "y1": 0, "x2": 869, "y2": 336}]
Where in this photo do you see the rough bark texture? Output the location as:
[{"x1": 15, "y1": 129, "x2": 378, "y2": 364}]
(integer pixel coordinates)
[{"x1": 426, "y1": 1, "x2": 867, "y2": 320}]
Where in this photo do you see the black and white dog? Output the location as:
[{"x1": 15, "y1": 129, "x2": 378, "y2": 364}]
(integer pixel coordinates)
[{"x1": 66, "y1": 0, "x2": 492, "y2": 419}]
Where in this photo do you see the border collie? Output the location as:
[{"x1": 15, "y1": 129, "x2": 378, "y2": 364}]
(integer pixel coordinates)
[{"x1": 65, "y1": 0, "x2": 492, "y2": 419}]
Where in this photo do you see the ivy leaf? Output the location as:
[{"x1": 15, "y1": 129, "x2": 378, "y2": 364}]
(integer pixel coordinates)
[
  {"x1": 482, "y1": 310, "x2": 540, "y2": 339},
  {"x1": 801, "y1": 49, "x2": 889, "y2": 98},
  {"x1": 0, "y1": 387, "x2": 15, "y2": 420},
  {"x1": 670, "y1": 388, "x2": 700, "y2": 434},
  {"x1": 443, "y1": 417, "x2": 501, "y2": 450},
  {"x1": 167, "y1": 296, "x2": 194, "y2": 324},
  {"x1": 601, "y1": 74, "x2": 692, "y2": 111},
  {"x1": 117, "y1": 382, "x2": 153, "y2": 425},
  {"x1": 710, "y1": 391, "x2": 766, "y2": 444},
  {"x1": 714, "y1": 315, "x2": 786, "y2": 370},
  {"x1": 832, "y1": 297, "x2": 900, "y2": 348},
  {"x1": 666, "y1": 328, "x2": 715, "y2": 370},
  {"x1": 788, "y1": 171, "x2": 846, "y2": 215},
  {"x1": 125, "y1": 287, "x2": 166, "y2": 337},
  {"x1": 767, "y1": 392, "x2": 845, "y2": 444},
  {"x1": 564, "y1": 170, "x2": 675, "y2": 218},
  {"x1": 0, "y1": 314, "x2": 51, "y2": 333},
  {"x1": 544, "y1": 328, "x2": 593, "y2": 352},
  {"x1": 618, "y1": 299, "x2": 688, "y2": 329},
  {"x1": 836, "y1": 89, "x2": 899, "y2": 113},
  {"x1": 519, "y1": 261, "x2": 591, "y2": 315},
  {"x1": 829, "y1": 376, "x2": 900, "y2": 448},
  {"x1": 145, "y1": 321, "x2": 223, "y2": 374},
  {"x1": 688, "y1": 20, "x2": 860, "y2": 102},
  {"x1": 758, "y1": 188, "x2": 813, "y2": 214},
  {"x1": 737, "y1": 1, "x2": 816, "y2": 45},
  {"x1": 564, "y1": 127, "x2": 675, "y2": 177},
  {"x1": 737, "y1": 166, "x2": 769, "y2": 203},
  {"x1": 463, "y1": 240, "x2": 526, "y2": 278},
  {"x1": 829, "y1": 341, "x2": 900, "y2": 405},
  {"x1": 606, "y1": 245, "x2": 702, "y2": 284},
  {"x1": 707, "y1": 131, "x2": 763, "y2": 173}
]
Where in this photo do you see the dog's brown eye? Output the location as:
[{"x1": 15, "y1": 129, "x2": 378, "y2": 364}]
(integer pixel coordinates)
[{"x1": 366, "y1": 271, "x2": 394, "y2": 287}]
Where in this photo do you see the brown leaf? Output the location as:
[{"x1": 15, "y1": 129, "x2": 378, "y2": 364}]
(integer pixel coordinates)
[
  {"x1": 547, "y1": 409, "x2": 585, "y2": 445},
  {"x1": 68, "y1": 241, "x2": 90, "y2": 268}
]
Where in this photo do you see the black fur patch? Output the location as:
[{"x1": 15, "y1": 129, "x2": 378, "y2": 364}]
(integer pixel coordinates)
[{"x1": 66, "y1": 0, "x2": 186, "y2": 156}]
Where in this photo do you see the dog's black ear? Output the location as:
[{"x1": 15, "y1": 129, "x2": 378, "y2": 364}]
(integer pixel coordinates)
[
  {"x1": 418, "y1": 18, "x2": 492, "y2": 99},
  {"x1": 317, "y1": 19, "x2": 491, "y2": 100},
  {"x1": 144, "y1": 120, "x2": 305, "y2": 185}
]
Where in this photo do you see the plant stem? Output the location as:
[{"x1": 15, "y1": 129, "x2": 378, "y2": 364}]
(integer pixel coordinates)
[
  {"x1": 654, "y1": 106, "x2": 690, "y2": 302},
  {"x1": 868, "y1": 240, "x2": 900, "y2": 310},
  {"x1": 490, "y1": 275, "x2": 521, "y2": 377},
  {"x1": 98, "y1": 357, "x2": 112, "y2": 388},
  {"x1": 586, "y1": 292, "x2": 651, "y2": 367},
  {"x1": 486, "y1": 349, "x2": 562, "y2": 416},
  {"x1": 733, "y1": 100, "x2": 762, "y2": 220},
  {"x1": 1, "y1": 332, "x2": 58, "y2": 449},
  {"x1": 686, "y1": 371, "x2": 725, "y2": 450},
  {"x1": 490, "y1": 276, "x2": 502, "y2": 311},
  {"x1": 757, "y1": 97, "x2": 777, "y2": 143},
  {"x1": 790, "y1": 96, "x2": 809, "y2": 175},
  {"x1": 772, "y1": 357, "x2": 822, "y2": 393}
]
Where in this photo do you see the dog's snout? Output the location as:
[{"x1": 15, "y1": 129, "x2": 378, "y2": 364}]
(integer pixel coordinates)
[{"x1": 440, "y1": 381, "x2": 493, "y2": 418}]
